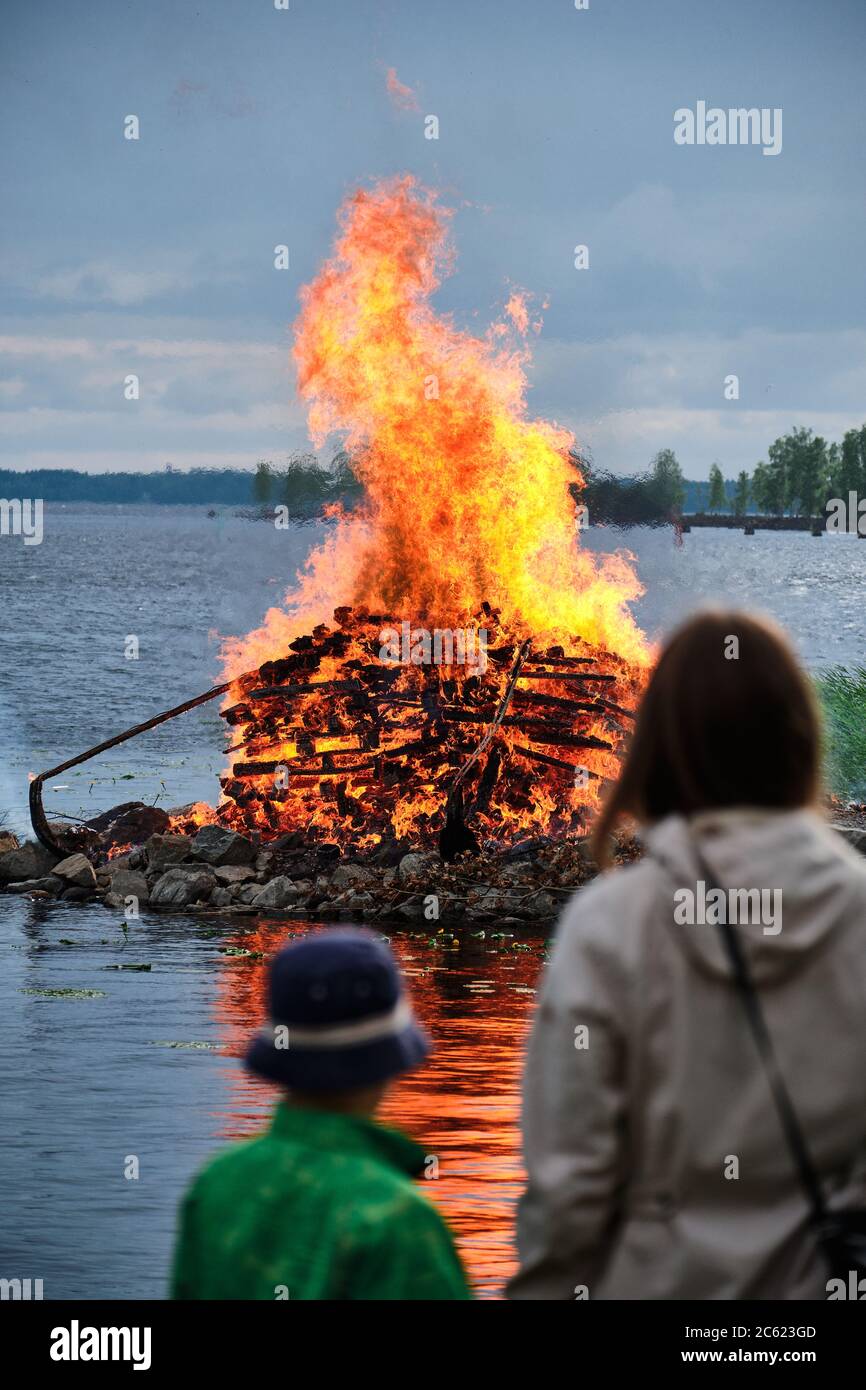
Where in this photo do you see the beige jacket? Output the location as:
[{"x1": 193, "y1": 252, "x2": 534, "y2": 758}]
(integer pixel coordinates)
[{"x1": 508, "y1": 809, "x2": 866, "y2": 1300}]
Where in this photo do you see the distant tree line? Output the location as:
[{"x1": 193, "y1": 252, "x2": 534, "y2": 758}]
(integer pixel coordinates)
[
  {"x1": 689, "y1": 424, "x2": 866, "y2": 519},
  {"x1": 3, "y1": 425, "x2": 864, "y2": 524},
  {"x1": 0, "y1": 454, "x2": 363, "y2": 513}
]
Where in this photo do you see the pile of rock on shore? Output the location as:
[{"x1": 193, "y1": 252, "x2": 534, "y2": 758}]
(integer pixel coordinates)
[
  {"x1": 0, "y1": 801, "x2": 642, "y2": 927},
  {"x1": 4, "y1": 804, "x2": 865, "y2": 928}
]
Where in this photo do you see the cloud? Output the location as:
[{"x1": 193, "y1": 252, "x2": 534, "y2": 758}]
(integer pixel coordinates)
[
  {"x1": 0, "y1": 328, "x2": 309, "y2": 469},
  {"x1": 32, "y1": 261, "x2": 217, "y2": 307},
  {"x1": 565, "y1": 405, "x2": 866, "y2": 479},
  {"x1": 385, "y1": 67, "x2": 420, "y2": 113}
]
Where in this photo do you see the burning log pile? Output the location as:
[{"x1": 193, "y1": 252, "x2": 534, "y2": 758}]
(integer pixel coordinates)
[
  {"x1": 213, "y1": 603, "x2": 640, "y2": 858},
  {"x1": 5, "y1": 603, "x2": 643, "y2": 925}
]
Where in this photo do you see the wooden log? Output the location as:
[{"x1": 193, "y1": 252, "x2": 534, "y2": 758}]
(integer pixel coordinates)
[
  {"x1": 233, "y1": 762, "x2": 378, "y2": 780},
  {"x1": 249, "y1": 678, "x2": 361, "y2": 700},
  {"x1": 513, "y1": 691, "x2": 611, "y2": 717},
  {"x1": 378, "y1": 734, "x2": 445, "y2": 759},
  {"x1": 512, "y1": 744, "x2": 601, "y2": 776},
  {"x1": 513, "y1": 691, "x2": 635, "y2": 722},
  {"x1": 523, "y1": 654, "x2": 597, "y2": 667},
  {"x1": 517, "y1": 671, "x2": 616, "y2": 684},
  {"x1": 508, "y1": 719, "x2": 612, "y2": 750},
  {"x1": 438, "y1": 706, "x2": 610, "y2": 748}
]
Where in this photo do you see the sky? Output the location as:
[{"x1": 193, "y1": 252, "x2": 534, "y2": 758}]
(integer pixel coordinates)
[{"x1": 1, "y1": 0, "x2": 864, "y2": 480}]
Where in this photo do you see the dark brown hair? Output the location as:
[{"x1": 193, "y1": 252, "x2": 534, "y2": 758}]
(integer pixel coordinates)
[{"x1": 592, "y1": 609, "x2": 822, "y2": 865}]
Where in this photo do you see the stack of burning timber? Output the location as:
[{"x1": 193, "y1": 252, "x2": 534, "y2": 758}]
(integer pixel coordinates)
[{"x1": 215, "y1": 602, "x2": 641, "y2": 858}]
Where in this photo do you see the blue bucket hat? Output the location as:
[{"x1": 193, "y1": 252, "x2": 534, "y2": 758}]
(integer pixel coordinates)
[{"x1": 245, "y1": 928, "x2": 431, "y2": 1091}]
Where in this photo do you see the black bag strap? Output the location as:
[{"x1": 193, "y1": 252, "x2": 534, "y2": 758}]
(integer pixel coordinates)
[{"x1": 691, "y1": 843, "x2": 830, "y2": 1226}]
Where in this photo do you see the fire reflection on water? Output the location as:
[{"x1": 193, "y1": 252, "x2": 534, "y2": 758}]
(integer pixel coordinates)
[{"x1": 211, "y1": 918, "x2": 546, "y2": 1298}]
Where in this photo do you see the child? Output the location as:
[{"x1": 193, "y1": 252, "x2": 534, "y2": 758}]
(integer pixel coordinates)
[{"x1": 171, "y1": 928, "x2": 471, "y2": 1300}]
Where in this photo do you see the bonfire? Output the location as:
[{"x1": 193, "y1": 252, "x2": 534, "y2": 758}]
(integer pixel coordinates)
[{"x1": 200, "y1": 176, "x2": 648, "y2": 855}]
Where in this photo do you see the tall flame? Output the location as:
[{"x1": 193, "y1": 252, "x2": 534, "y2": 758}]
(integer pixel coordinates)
[{"x1": 222, "y1": 175, "x2": 648, "y2": 679}]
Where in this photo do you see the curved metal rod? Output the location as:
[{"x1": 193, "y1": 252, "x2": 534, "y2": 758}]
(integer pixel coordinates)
[{"x1": 29, "y1": 682, "x2": 232, "y2": 856}]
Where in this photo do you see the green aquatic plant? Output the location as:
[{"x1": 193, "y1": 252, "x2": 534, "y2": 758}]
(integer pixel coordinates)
[
  {"x1": 19, "y1": 987, "x2": 107, "y2": 999},
  {"x1": 815, "y1": 666, "x2": 866, "y2": 801}
]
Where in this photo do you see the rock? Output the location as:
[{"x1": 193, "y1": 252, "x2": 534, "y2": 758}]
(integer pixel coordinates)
[
  {"x1": 164, "y1": 802, "x2": 201, "y2": 821},
  {"x1": 103, "y1": 870, "x2": 149, "y2": 910},
  {"x1": 397, "y1": 852, "x2": 436, "y2": 884},
  {"x1": 266, "y1": 830, "x2": 305, "y2": 855},
  {"x1": 7, "y1": 875, "x2": 63, "y2": 896},
  {"x1": 496, "y1": 862, "x2": 529, "y2": 881},
  {"x1": 503, "y1": 836, "x2": 552, "y2": 861},
  {"x1": 190, "y1": 825, "x2": 255, "y2": 867},
  {"x1": 85, "y1": 801, "x2": 170, "y2": 847},
  {"x1": 233, "y1": 884, "x2": 263, "y2": 904},
  {"x1": 210, "y1": 886, "x2": 234, "y2": 908},
  {"x1": 251, "y1": 876, "x2": 304, "y2": 909},
  {"x1": 0, "y1": 841, "x2": 60, "y2": 884},
  {"x1": 144, "y1": 833, "x2": 192, "y2": 872},
  {"x1": 396, "y1": 895, "x2": 425, "y2": 920},
  {"x1": 62, "y1": 886, "x2": 94, "y2": 902},
  {"x1": 103, "y1": 854, "x2": 133, "y2": 875},
  {"x1": 149, "y1": 866, "x2": 215, "y2": 907},
  {"x1": 254, "y1": 850, "x2": 276, "y2": 878},
  {"x1": 330, "y1": 863, "x2": 374, "y2": 891},
  {"x1": 525, "y1": 891, "x2": 556, "y2": 917},
  {"x1": 52, "y1": 853, "x2": 97, "y2": 890},
  {"x1": 345, "y1": 891, "x2": 376, "y2": 912},
  {"x1": 127, "y1": 846, "x2": 147, "y2": 870},
  {"x1": 214, "y1": 864, "x2": 258, "y2": 885},
  {"x1": 369, "y1": 837, "x2": 406, "y2": 867},
  {"x1": 313, "y1": 843, "x2": 341, "y2": 871}
]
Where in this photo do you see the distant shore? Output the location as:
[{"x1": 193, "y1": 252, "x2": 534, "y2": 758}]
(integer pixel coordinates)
[{"x1": 680, "y1": 513, "x2": 840, "y2": 534}]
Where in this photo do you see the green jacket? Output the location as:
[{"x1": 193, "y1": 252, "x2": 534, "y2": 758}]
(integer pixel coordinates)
[{"x1": 170, "y1": 1103, "x2": 472, "y2": 1300}]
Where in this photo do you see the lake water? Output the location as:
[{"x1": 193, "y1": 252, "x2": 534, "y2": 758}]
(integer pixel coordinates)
[{"x1": 2, "y1": 505, "x2": 865, "y2": 1299}]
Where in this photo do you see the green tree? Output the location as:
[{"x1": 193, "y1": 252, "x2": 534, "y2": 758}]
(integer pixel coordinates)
[
  {"x1": 827, "y1": 427, "x2": 866, "y2": 508},
  {"x1": 252, "y1": 460, "x2": 273, "y2": 506},
  {"x1": 763, "y1": 427, "x2": 828, "y2": 517},
  {"x1": 707, "y1": 463, "x2": 726, "y2": 512},
  {"x1": 733, "y1": 470, "x2": 751, "y2": 516},
  {"x1": 649, "y1": 448, "x2": 686, "y2": 516},
  {"x1": 751, "y1": 458, "x2": 785, "y2": 516}
]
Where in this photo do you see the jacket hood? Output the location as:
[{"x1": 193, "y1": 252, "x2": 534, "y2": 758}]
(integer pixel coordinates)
[{"x1": 642, "y1": 807, "x2": 866, "y2": 984}]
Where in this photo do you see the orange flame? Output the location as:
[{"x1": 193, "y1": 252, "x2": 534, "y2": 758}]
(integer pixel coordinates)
[
  {"x1": 223, "y1": 176, "x2": 648, "y2": 680},
  {"x1": 385, "y1": 67, "x2": 420, "y2": 113}
]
